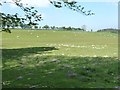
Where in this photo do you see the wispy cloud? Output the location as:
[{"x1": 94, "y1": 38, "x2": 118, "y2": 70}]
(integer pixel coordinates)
[
  {"x1": 20, "y1": 0, "x2": 50, "y2": 7},
  {"x1": 2, "y1": 0, "x2": 119, "y2": 8},
  {"x1": 3, "y1": 0, "x2": 50, "y2": 8}
]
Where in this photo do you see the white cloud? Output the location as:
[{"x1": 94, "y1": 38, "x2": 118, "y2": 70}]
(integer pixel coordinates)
[
  {"x1": 20, "y1": 0, "x2": 50, "y2": 7},
  {"x1": 3, "y1": 0, "x2": 50, "y2": 7},
  {"x1": 1, "y1": 0, "x2": 119, "y2": 8}
]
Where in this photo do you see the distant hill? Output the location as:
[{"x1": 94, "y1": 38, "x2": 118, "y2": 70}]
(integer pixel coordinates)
[{"x1": 97, "y1": 28, "x2": 119, "y2": 33}]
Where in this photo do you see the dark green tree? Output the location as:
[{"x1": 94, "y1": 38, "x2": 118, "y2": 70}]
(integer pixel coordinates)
[
  {"x1": 43, "y1": 25, "x2": 49, "y2": 30},
  {"x1": 62, "y1": 26, "x2": 66, "y2": 30},
  {"x1": 34, "y1": 25, "x2": 38, "y2": 29},
  {"x1": 51, "y1": 26, "x2": 56, "y2": 30},
  {"x1": 0, "y1": 0, "x2": 95, "y2": 33}
]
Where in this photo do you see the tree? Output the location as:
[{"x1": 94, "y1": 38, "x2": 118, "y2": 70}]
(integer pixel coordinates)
[
  {"x1": 0, "y1": 0, "x2": 42, "y2": 33},
  {"x1": 51, "y1": 26, "x2": 56, "y2": 30},
  {"x1": 34, "y1": 25, "x2": 38, "y2": 29},
  {"x1": 39, "y1": 26, "x2": 42, "y2": 30},
  {"x1": 0, "y1": 0, "x2": 95, "y2": 33},
  {"x1": 77, "y1": 28, "x2": 82, "y2": 31},
  {"x1": 43, "y1": 25, "x2": 49, "y2": 30},
  {"x1": 62, "y1": 26, "x2": 66, "y2": 30},
  {"x1": 20, "y1": 24, "x2": 32, "y2": 29},
  {"x1": 91, "y1": 29, "x2": 93, "y2": 32}
]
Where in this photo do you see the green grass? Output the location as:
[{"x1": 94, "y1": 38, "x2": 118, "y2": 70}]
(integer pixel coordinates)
[
  {"x1": 2, "y1": 30, "x2": 118, "y2": 57},
  {"x1": 2, "y1": 30, "x2": 119, "y2": 88}
]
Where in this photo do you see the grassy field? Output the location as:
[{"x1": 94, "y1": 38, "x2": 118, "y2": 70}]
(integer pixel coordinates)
[
  {"x1": 2, "y1": 30, "x2": 119, "y2": 88},
  {"x1": 2, "y1": 30, "x2": 118, "y2": 57}
]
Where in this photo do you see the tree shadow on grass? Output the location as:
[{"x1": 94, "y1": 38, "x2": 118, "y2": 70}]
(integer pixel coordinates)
[
  {"x1": 2, "y1": 47, "x2": 58, "y2": 60},
  {"x1": 2, "y1": 55, "x2": 119, "y2": 88},
  {"x1": 1, "y1": 47, "x2": 119, "y2": 88}
]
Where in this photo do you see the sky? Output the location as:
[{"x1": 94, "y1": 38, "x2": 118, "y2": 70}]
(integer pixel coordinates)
[{"x1": 0, "y1": 0, "x2": 119, "y2": 31}]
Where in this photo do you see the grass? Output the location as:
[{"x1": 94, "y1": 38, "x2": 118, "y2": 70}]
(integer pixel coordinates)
[
  {"x1": 2, "y1": 29, "x2": 119, "y2": 88},
  {"x1": 2, "y1": 30, "x2": 118, "y2": 57}
]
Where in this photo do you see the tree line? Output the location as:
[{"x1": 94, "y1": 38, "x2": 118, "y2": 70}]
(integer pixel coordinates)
[
  {"x1": 97, "y1": 28, "x2": 118, "y2": 33},
  {"x1": 36, "y1": 25, "x2": 86, "y2": 31},
  {"x1": 5, "y1": 24, "x2": 86, "y2": 31}
]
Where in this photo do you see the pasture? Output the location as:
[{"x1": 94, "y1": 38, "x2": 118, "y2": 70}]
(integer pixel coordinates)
[{"x1": 2, "y1": 30, "x2": 119, "y2": 88}]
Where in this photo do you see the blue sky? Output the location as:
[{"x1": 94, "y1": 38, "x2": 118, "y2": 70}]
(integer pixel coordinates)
[{"x1": 0, "y1": 0, "x2": 119, "y2": 31}]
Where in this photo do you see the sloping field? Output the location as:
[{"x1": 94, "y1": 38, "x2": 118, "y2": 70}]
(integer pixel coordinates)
[
  {"x1": 2, "y1": 30, "x2": 119, "y2": 88},
  {"x1": 2, "y1": 30, "x2": 118, "y2": 57}
]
